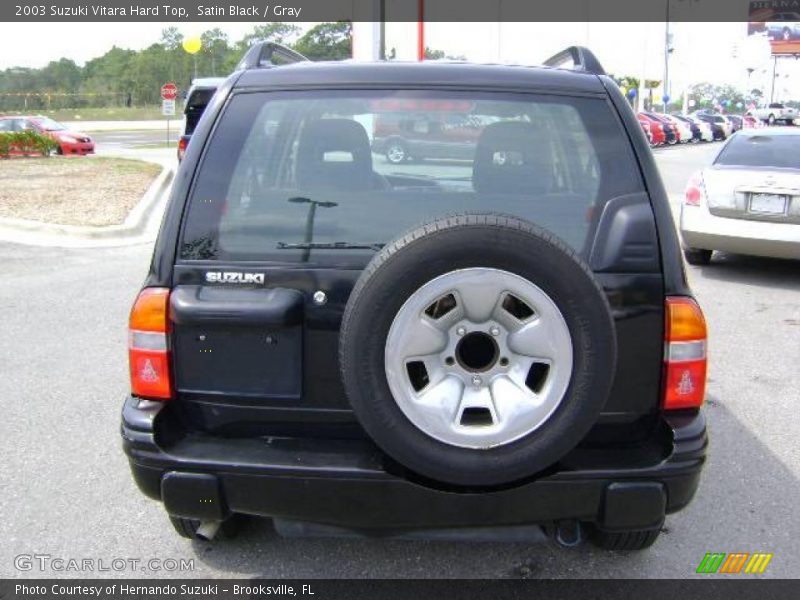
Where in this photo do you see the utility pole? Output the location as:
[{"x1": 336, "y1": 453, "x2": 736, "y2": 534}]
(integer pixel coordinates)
[
  {"x1": 378, "y1": 0, "x2": 385, "y2": 60},
  {"x1": 770, "y1": 56, "x2": 778, "y2": 104}
]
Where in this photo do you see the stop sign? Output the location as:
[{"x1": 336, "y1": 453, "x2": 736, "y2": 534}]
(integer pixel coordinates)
[{"x1": 161, "y1": 83, "x2": 178, "y2": 101}]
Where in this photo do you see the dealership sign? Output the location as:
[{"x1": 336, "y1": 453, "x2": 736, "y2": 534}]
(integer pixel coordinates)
[{"x1": 748, "y1": 0, "x2": 800, "y2": 56}]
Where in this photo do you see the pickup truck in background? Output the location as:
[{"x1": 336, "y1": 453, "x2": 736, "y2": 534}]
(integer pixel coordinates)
[{"x1": 748, "y1": 103, "x2": 798, "y2": 126}]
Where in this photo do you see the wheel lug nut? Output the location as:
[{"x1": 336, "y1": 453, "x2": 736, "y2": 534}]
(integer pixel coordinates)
[
  {"x1": 471, "y1": 375, "x2": 482, "y2": 387},
  {"x1": 456, "y1": 326, "x2": 467, "y2": 336},
  {"x1": 490, "y1": 326, "x2": 500, "y2": 336}
]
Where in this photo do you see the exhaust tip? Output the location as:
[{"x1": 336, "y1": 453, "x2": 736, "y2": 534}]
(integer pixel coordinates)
[
  {"x1": 554, "y1": 520, "x2": 585, "y2": 548},
  {"x1": 195, "y1": 521, "x2": 222, "y2": 541}
]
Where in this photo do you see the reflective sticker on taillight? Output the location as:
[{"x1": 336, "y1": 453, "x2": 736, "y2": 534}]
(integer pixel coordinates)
[
  {"x1": 664, "y1": 359, "x2": 707, "y2": 410},
  {"x1": 129, "y1": 350, "x2": 172, "y2": 399}
]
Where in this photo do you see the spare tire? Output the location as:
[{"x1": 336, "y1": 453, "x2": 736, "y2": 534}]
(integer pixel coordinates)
[{"x1": 339, "y1": 214, "x2": 616, "y2": 487}]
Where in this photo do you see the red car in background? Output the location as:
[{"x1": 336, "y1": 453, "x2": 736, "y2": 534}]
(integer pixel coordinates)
[
  {"x1": 637, "y1": 115, "x2": 652, "y2": 144},
  {"x1": 0, "y1": 115, "x2": 94, "y2": 155},
  {"x1": 638, "y1": 113, "x2": 666, "y2": 146}
]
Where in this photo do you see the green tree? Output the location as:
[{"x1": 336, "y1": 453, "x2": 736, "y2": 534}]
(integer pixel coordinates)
[
  {"x1": 688, "y1": 83, "x2": 746, "y2": 112},
  {"x1": 294, "y1": 21, "x2": 352, "y2": 61},
  {"x1": 82, "y1": 46, "x2": 136, "y2": 107},
  {"x1": 201, "y1": 28, "x2": 230, "y2": 76},
  {"x1": 0, "y1": 23, "x2": 362, "y2": 112},
  {"x1": 40, "y1": 59, "x2": 82, "y2": 91},
  {"x1": 160, "y1": 27, "x2": 184, "y2": 51},
  {"x1": 131, "y1": 43, "x2": 172, "y2": 104}
]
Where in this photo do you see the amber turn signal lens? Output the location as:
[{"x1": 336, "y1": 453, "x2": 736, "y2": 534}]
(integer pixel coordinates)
[
  {"x1": 129, "y1": 287, "x2": 170, "y2": 333},
  {"x1": 665, "y1": 297, "x2": 707, "y2": 342}
]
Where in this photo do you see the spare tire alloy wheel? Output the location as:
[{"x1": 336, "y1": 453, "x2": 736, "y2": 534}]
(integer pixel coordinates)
[
  {"x1": 340, "y1": 214, "x2": 617, "y2": 487},
  {"x1": 384, "y1": 268, "x2": 573, "y2": 449}
]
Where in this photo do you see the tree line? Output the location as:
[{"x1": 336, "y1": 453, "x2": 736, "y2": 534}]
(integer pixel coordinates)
[{"x1": 0, "y1": 22, "x2": 351, "y2": 110}]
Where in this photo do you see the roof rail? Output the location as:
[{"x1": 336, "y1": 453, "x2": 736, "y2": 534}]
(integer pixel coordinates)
[
  {"x1": 543, "y1": 46, "x2": 605, "y2": 76},
  {"x1": 236, "y1": 41, "x2": 310, "y2": 71}
]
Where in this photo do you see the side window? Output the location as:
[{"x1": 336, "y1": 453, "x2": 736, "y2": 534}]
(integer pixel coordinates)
[{"x1": 0, "y1": 120, "x2": 12, "y2": 132}]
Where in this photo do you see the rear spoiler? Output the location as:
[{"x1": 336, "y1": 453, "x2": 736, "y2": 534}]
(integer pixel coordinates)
[
  {"x1": 235, "y1": 41, "x2": 310, "y2": 71},
  {"x1": 543, "y1": 46, "x2": 605, "y2": 76}
]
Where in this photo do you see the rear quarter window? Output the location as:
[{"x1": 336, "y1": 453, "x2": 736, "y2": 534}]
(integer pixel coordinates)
[{"x1": 180, "y1": 90, "x2": 644, "y2": 266}]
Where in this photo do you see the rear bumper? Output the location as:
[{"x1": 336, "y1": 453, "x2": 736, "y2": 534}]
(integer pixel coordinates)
[
  {"x1": 121, "y1": 397, "x2": 707, "y2": 532},
  {"x1": 681, "y1": 204, "x2": 800, "y2": 260},
  {"x1": 61, "y1": 141, "x2": 94, "y2": 155}
]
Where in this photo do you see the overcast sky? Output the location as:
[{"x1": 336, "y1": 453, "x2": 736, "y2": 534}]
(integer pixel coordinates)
[{"x1": 0, "y1": 22, "x2": 796, "y2": 100}]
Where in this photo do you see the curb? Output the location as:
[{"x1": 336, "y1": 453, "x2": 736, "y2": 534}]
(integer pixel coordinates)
[{"x1": 0, "y1": 164, "x2": 174, "y2": 247}]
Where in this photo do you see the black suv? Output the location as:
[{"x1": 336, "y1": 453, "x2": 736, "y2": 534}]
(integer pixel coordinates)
[{"x1": 122, "y1": 44, "x2": 708, "y2": 551}]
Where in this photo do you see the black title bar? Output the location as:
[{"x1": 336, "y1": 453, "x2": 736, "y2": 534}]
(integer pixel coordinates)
[
  {"x1": 2, "y1": 0, "x2": 795, "y2": 22},
  {"x1": 3, "y1": 579, "x2": 800, "y2": 600}
]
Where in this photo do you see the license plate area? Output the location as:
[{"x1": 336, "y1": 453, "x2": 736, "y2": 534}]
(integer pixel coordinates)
[{"x1": 749, "y1": 193, "x2": 787, "y2": 215}]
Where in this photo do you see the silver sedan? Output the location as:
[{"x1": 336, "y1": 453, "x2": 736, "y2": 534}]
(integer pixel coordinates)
[{"x1": 680, "y1": 128, "x2": 800, "y2": 264}]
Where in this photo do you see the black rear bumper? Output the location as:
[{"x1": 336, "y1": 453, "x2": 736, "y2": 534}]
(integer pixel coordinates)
[{"x1": 121, "y1": 397, "x2": 707, "y2": 532}]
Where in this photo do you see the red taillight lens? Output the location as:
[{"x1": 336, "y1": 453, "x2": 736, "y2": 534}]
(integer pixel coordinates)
[
  {"x1": 685, "y1": 172, "x2": 706, "y2": 206},
  {"x1": 663, "y1": 297, "x2": 707, "y2": 410},
  {"x1": 177, "y1": 137, "x2": 188, "y2": 160},
  {"x1": 129, "y1": 288, "x2": 173, "y2": 400}
]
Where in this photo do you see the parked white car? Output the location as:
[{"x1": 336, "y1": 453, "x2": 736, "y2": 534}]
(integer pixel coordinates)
[
  {"x1": 692, "y1": 112, "x2": 733, "y2": 139},
  {"x1": 666, "y1": 115, "x2": 693, "y2": 144},
  {"x1": 684, "y1": 116, "x2": 715, "y2": 142},
  {"x1": 681, "y1": 129, "x2": 800, "y2": 264}
]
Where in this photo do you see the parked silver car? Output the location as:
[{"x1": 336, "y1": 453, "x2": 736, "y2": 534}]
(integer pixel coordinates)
[{"x1": 680, "y1": 128, "x2": 800, "y2": 263}]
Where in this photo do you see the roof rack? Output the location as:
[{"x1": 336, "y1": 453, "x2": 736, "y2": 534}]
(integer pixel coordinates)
[
  {"x1": 543, "y1": 46, "x2": 605, "y2": 76},
  {"x1": 236, "y1": 41, "x2": 310, "y2": 71}
]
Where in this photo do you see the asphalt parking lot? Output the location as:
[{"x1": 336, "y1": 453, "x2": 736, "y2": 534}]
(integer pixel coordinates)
[{"x1": 1, "y1": 141, "x2": 798, "y2": 579}]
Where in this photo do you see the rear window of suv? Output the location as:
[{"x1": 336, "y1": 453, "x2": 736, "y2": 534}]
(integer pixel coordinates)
[{"x1": 180, "y1": 90, "x2": 644, "y2": 266}]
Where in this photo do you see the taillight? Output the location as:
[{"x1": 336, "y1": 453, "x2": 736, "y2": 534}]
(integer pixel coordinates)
[
  {"x1": 129, "y1": 287, "x2": 173, "y2": 400},
  {"x1": 663, "y1": 297, "x2": 707, "y2": 410},
  {"x1": 685, "y1": 171, "x2": 706, "y2": 206},
  {"x1": 177, "y1": 137, "x2": 188, "y2": 161}
]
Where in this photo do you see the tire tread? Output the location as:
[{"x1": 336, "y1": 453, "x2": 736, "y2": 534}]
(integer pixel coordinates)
[{"x1": 591, "y1": 527, "x2": 661, "y2": 551}]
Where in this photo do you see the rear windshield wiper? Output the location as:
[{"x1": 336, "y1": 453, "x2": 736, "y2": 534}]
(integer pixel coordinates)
[{"x1": 277, "y1": 242, "x2": 385, "y2": 251}]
